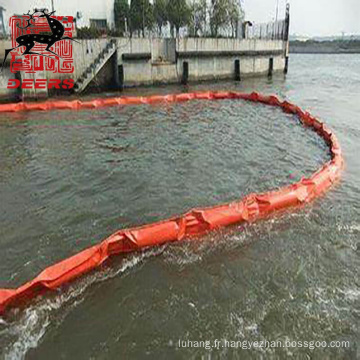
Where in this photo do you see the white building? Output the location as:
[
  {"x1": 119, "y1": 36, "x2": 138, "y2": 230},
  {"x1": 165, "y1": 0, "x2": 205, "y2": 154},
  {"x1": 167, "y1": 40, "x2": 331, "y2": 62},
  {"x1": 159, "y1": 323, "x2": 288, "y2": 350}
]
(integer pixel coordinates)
[{"x1": 0, "y1": 0, "x2": 115, "y2": 36}]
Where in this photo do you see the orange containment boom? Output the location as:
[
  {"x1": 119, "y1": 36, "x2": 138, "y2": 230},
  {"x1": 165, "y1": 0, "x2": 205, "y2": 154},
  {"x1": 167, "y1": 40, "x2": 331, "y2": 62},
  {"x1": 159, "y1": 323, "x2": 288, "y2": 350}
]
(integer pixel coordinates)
[{"x1": 0, "y1": 92, "x2": 344, "y2": 315}]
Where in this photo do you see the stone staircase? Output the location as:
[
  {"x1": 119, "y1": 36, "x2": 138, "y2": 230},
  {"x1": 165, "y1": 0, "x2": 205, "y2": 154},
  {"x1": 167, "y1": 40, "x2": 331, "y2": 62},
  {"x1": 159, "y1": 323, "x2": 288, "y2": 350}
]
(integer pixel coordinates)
[{"x1": 73, "y1": 39, "x2": 117, "y2": 93}]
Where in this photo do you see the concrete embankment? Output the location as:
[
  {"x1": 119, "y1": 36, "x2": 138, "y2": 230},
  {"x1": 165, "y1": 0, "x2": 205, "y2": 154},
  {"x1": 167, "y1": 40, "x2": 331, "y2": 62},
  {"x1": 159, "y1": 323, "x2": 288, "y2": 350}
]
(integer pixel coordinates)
[{"x1": 0, "y1": 37, "x2": 288, "y2": 100}]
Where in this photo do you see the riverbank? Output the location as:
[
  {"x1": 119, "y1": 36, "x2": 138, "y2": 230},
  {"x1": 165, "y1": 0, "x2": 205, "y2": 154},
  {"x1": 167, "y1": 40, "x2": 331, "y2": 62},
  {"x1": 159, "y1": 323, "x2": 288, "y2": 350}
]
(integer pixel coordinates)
[
  {"x1": 0, "y1": 37, "x2": 288, "y2": 101},
  {"x1": 290, "y1": 40, "x2": 360, "y2": 54}
]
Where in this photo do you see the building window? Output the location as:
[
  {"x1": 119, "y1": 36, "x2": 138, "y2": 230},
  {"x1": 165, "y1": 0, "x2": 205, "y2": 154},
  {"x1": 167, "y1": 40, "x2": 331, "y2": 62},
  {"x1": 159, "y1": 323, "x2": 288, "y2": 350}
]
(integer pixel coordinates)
[
  {"x1": 0, "y1": 6, "x2": 6, "y2": 38},
  {"x1": 90, "y1": 19, "x2": 107, "y2": 30}
]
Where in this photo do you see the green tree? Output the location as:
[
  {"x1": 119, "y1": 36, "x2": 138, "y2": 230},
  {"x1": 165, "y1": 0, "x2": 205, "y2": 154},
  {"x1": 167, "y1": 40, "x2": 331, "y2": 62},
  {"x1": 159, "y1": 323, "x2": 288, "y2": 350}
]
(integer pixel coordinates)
[
  {"x1": 130, "y1": 0, "x2": 154, "y2": 37},
  {"x1": 228, "y1": 0, "x2": 242, "y2": 37},
  {"x1": 189, "y1": 0, "x2": 207, "y2": 37},
  {"x1": 209, "y1": 0, "x2": 227, "y2": 37},
  {"x1": 166, "y1": 0, "x2": 191, "y2": 37},
  {"x1": 154, "y1": 0, "x2": 168, "y2": 36},
  {"x1": 209, "y1": 0, "x2": 243, "y2": 37},
  {"x1": 114, "y1": 0, "x2": 129, "y2": 36}
]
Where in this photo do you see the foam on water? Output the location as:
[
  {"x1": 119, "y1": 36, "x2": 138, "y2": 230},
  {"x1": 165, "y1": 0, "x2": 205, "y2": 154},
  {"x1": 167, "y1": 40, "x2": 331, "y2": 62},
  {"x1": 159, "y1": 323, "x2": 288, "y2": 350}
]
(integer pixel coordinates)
[{"x1": 1, "y1": 247, "x2": 164, "y2": 360}]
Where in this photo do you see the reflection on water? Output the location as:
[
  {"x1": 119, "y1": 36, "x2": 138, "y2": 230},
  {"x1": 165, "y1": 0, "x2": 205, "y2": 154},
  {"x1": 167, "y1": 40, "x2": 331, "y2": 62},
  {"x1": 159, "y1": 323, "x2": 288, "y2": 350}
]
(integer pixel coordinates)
[{"x1": 0, "y1": 54, "x2": 359, "y2": 359}]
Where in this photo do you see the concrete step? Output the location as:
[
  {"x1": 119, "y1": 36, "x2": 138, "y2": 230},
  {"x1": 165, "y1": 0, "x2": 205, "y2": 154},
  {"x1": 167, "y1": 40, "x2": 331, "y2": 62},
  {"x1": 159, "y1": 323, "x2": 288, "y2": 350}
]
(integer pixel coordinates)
[{"x1": 74, "y1": 40, "x2": 117, "y2": 93}]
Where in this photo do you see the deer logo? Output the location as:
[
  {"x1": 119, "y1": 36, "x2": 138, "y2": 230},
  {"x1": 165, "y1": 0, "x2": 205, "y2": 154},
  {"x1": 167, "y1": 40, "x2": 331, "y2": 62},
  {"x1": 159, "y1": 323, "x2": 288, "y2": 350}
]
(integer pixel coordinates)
[{"x1": 1, "y1": 9, "x2": 77, "y2": 70}]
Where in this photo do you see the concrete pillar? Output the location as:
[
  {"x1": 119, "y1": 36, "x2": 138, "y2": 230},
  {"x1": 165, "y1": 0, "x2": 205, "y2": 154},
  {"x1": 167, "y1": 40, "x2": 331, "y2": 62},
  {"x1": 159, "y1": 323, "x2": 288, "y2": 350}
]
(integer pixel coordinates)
[
  {"x1": 111, "y1": 50, "x2": 120, "y2": 89},
  {"x1": 268, "y1": 58, "x2": 274, "y2": 77},
  {"x1": 182, "y1": 61, "x2": 189, "y2": 85},
  {"x1": 284, "y1": 56, "x2": 289, "y2": 74},
  {"x1": 234, "y1": 59, "x2": 241, "y2": 81},
  {"x1": 20, "y1": 70, "x2": 48, "y2": 101},
  {"x1": 119, "y1": 64, "x2": 124, "y2": 90},
  {"x1": 284, "y1": 4, "x2": 290, "y2": 73}
]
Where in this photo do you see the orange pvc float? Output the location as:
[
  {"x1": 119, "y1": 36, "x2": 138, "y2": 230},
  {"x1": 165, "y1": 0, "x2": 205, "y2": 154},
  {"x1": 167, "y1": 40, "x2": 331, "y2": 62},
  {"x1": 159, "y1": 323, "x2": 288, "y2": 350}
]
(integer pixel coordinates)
[{"x1": 0, "y1": 92, "x2": 344, "y2": 315}]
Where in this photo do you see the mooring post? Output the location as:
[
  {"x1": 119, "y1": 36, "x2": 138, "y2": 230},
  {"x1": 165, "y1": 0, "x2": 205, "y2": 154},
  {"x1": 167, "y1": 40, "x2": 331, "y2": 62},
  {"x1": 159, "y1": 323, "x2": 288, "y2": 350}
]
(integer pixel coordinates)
[
  {"x1": 14, "y1": 71, "x2": 22, "y2": 100},
  {"x1": 234, "y1": 59, "x2": 241, "y2": 81},
  {"x1": 112, "y1": 50, "x2": 120, "y2": 89},
  {"x1": 284, "y1": 3, "x2": 290, "y2": 74},
  {"x1": 284, "y1": 56, "x2": 289, "y2": 74},
  {"x1": 118, "y1": 64, "x2": 124, "y2": 91},
  {"x1": 268, "y1": 58, "x2": 274, "y2": 77},
  {"x1": 182, "y1": 61, "x2": 189, "y2": 85}
]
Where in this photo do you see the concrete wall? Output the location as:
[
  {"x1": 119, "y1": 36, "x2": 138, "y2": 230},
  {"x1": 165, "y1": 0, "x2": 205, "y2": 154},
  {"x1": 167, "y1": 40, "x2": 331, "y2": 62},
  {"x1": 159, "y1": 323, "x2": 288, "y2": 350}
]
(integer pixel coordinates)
[
  {"x1": 177, "y1": 38, "x2": 284, "y2": 52},
  {"x1": 0, "y1": 67, "x2": 18, "y2": 101},
  {"x1": 0, "y1": 37, "x2": 287, "y2": 99},
  {"x1": 114, "y1": 38, "x2": 286, "y2": 86},
  {"x1": 175, "y1": 38, "x2": 285, "y2": 82}
]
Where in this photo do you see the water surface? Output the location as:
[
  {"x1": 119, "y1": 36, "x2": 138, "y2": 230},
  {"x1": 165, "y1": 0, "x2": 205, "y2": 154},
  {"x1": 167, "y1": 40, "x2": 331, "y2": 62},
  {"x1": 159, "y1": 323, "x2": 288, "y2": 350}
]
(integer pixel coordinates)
[{"x1": 0, "y1": 54, "x2": 359, "y2": 359}]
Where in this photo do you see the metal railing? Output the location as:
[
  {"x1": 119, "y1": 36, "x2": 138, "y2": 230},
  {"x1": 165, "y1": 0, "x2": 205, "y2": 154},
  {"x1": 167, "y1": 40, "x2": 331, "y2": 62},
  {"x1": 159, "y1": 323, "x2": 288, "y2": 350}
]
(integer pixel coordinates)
[{"x1": 244, "y1": 19, "x2": 287, "y2": 40}]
